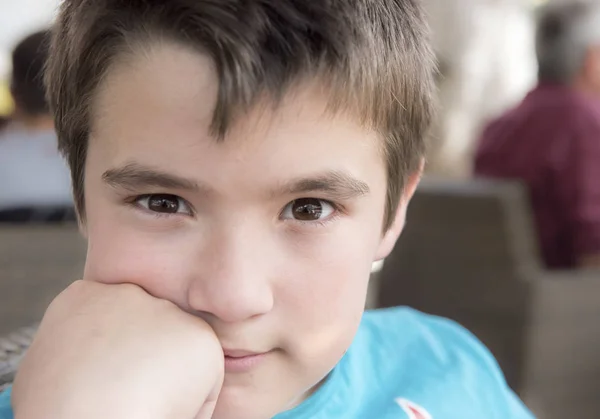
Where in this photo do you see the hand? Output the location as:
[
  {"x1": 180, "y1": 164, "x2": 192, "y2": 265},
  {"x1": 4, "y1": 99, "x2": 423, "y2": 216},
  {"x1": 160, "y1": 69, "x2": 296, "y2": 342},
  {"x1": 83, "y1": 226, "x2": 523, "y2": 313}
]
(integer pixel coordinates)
[{"x1": 11, "y1": 280, "x2": 224, "y2": 419}]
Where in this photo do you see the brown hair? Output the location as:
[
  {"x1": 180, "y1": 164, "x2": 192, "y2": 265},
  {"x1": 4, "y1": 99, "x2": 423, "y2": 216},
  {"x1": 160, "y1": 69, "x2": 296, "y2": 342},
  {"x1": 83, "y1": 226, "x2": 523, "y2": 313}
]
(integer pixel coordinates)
[{"x1": 46, "y1": 0, "x2": 436, "y2": 229}]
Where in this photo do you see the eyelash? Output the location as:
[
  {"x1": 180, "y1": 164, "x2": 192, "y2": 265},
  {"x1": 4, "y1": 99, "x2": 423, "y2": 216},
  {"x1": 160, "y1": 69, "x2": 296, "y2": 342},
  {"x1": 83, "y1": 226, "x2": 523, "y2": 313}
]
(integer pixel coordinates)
[
  {"x1": 125, "y1": 194, "x2": 344, "y2": 227},
  {"x1": 126, "y1": 194, "x2": 194, "y2": 219},
  {"x1": 298, "y1": 215, "x2": 340, "y2": 229},
  {"x1": 281, "y1": 200, "x2": 343, "y2": 229}
]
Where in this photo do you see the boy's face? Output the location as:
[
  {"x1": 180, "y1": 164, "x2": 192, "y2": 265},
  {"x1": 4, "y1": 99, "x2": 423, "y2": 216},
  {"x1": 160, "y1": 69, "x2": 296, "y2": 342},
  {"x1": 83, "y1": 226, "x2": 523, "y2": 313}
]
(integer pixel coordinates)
[{"x1": 83, "y1": 42, "x2": 415, "y2": 419}]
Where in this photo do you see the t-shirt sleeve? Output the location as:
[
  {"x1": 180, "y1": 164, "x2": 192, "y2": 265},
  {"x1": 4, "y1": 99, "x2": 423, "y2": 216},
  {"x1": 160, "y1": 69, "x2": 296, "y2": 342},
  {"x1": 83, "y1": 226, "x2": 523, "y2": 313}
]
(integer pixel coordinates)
[
  {"x1": 427, "y1": 316, "x2": 535, "y2": 419},
  {"x1": 0, "y1": 387, "x2": 13, "y2": 419}
]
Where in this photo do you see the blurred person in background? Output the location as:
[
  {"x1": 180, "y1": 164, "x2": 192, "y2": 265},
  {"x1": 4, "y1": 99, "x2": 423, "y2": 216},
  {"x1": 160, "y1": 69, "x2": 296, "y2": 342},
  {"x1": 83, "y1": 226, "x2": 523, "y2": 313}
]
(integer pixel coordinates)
[
  {"x1": 0, "y1": 29, "x2": 73, "y2": 222},
  {"x1": 474, "y1": 0, "x2": 600, "y2": 269}
]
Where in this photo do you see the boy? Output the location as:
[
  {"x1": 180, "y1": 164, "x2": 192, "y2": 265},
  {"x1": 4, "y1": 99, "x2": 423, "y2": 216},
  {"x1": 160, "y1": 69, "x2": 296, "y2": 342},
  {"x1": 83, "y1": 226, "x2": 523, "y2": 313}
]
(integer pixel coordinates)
[{"x1": 0, "y1": 1, "x2": 534, "y2": 418}]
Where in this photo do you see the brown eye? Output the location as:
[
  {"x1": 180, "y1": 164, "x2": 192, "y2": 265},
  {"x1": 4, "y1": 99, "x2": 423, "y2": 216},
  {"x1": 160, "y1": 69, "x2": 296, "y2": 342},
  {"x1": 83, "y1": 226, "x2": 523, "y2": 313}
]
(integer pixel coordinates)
[
  {"x1": 136, "y1": 194, "x2": 192, "y2": 215},
  {"x1": 281, "y1": 198, "x2": 335, "y2": 222}
]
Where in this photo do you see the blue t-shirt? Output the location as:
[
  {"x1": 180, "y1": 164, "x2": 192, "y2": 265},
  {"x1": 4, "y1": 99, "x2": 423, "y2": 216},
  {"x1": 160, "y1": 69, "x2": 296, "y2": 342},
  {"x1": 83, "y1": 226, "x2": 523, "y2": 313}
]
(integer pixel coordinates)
[{"x1": 0, "y1": 307, "x2": 534, "y2": 419}]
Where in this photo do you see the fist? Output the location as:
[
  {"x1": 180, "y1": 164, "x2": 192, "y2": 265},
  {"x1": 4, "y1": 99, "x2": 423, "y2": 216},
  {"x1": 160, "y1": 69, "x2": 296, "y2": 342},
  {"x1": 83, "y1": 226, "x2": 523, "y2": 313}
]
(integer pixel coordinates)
[{"x1": 12, "y1": 280, "x2": 224, "y2": 419}]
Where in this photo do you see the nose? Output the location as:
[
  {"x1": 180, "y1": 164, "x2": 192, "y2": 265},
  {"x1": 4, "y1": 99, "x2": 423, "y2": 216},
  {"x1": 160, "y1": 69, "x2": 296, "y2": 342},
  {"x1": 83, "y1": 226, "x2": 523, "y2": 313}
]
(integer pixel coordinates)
[{"x1": 186, "y1": 225, "x2": 275, "y2": 323}]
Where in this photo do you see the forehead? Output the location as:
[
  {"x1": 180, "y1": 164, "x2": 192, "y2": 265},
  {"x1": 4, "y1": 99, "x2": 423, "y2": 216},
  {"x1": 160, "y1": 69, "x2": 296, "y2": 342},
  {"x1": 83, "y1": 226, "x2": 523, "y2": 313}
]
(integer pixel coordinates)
[{"x1": 90, "y1": 41, "x2": 385, "y2": 190}]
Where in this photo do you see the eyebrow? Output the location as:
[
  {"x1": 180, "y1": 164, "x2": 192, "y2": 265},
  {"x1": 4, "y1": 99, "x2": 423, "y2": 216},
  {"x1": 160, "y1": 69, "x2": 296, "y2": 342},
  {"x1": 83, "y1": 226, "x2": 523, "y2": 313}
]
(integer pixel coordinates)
[
  {"x1": 102, "y1": 162, "x2": 201, "y2": 192},
  {"x1": 103, "y1": 162, "x2": 370, "y2": 199},
  {"x1": 275, "y1": 170, "x2": 370, "y2": 200}
]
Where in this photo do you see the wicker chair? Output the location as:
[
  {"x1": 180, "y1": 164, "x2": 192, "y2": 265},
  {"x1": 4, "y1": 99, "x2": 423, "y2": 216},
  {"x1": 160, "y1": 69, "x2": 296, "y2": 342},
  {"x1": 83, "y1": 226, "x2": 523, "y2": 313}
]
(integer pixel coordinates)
[
  {"x1": 376, "y1": 178, "x2": 600, "y2": 419},
  {"x1": 0, "y1": 325, "x2": 38, "y2": 391}
]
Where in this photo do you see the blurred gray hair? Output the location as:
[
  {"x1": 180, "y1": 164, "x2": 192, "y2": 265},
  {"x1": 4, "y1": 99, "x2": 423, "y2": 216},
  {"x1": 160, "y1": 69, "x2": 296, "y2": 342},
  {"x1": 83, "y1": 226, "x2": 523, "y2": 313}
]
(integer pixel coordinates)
[{"x1": 536, "y1": 0, "x2": 600, "y2": 82}]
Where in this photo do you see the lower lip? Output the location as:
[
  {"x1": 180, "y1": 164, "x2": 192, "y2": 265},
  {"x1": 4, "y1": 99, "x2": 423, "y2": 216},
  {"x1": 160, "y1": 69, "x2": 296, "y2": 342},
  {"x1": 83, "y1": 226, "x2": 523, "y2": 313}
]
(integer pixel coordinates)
[{"x1": 224, "y1": 352, "x2": 270, "y2": 373}]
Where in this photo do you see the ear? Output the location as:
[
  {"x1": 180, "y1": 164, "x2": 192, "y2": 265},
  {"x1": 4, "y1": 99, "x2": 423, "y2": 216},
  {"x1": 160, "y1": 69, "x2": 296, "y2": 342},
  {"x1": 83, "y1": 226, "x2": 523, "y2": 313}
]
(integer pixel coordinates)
[
  {"x1": 582, "y1": 46, "x2": 600, "y2": 84},
  {"x1": 8, "y1": 86, "x2": 21, "y2": 117},
  {"x1": 591, "y1": 47, "x2": 600, "y2": 84},
  {"x1": 374, "y1": 159, "x2": 423, "y2": 261}
]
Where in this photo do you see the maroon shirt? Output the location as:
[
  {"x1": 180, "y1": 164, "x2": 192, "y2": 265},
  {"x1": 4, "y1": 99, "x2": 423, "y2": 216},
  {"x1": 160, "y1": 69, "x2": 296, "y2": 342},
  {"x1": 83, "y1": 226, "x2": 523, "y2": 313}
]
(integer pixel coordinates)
[{"x1": 475, "y1": 84, "x2": 600, "y2": 269}]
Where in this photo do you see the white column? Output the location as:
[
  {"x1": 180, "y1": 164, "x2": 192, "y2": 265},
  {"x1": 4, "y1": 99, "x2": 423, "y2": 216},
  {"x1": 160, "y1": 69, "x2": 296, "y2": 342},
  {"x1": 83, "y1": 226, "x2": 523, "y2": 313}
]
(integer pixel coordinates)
[{"x1": 424, "y1": 0, "x2": 538, "y2": 178}]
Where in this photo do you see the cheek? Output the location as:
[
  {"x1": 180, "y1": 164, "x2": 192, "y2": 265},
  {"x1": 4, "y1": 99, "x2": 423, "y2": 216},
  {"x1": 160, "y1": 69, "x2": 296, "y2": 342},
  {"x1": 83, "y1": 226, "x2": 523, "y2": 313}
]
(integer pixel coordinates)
[
  {"x1": 277, "y1": 222, "x2": 379, "y2": 364},
  {"x1": 83, "y1": 209, "x2": 193, "y2": 299}
]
